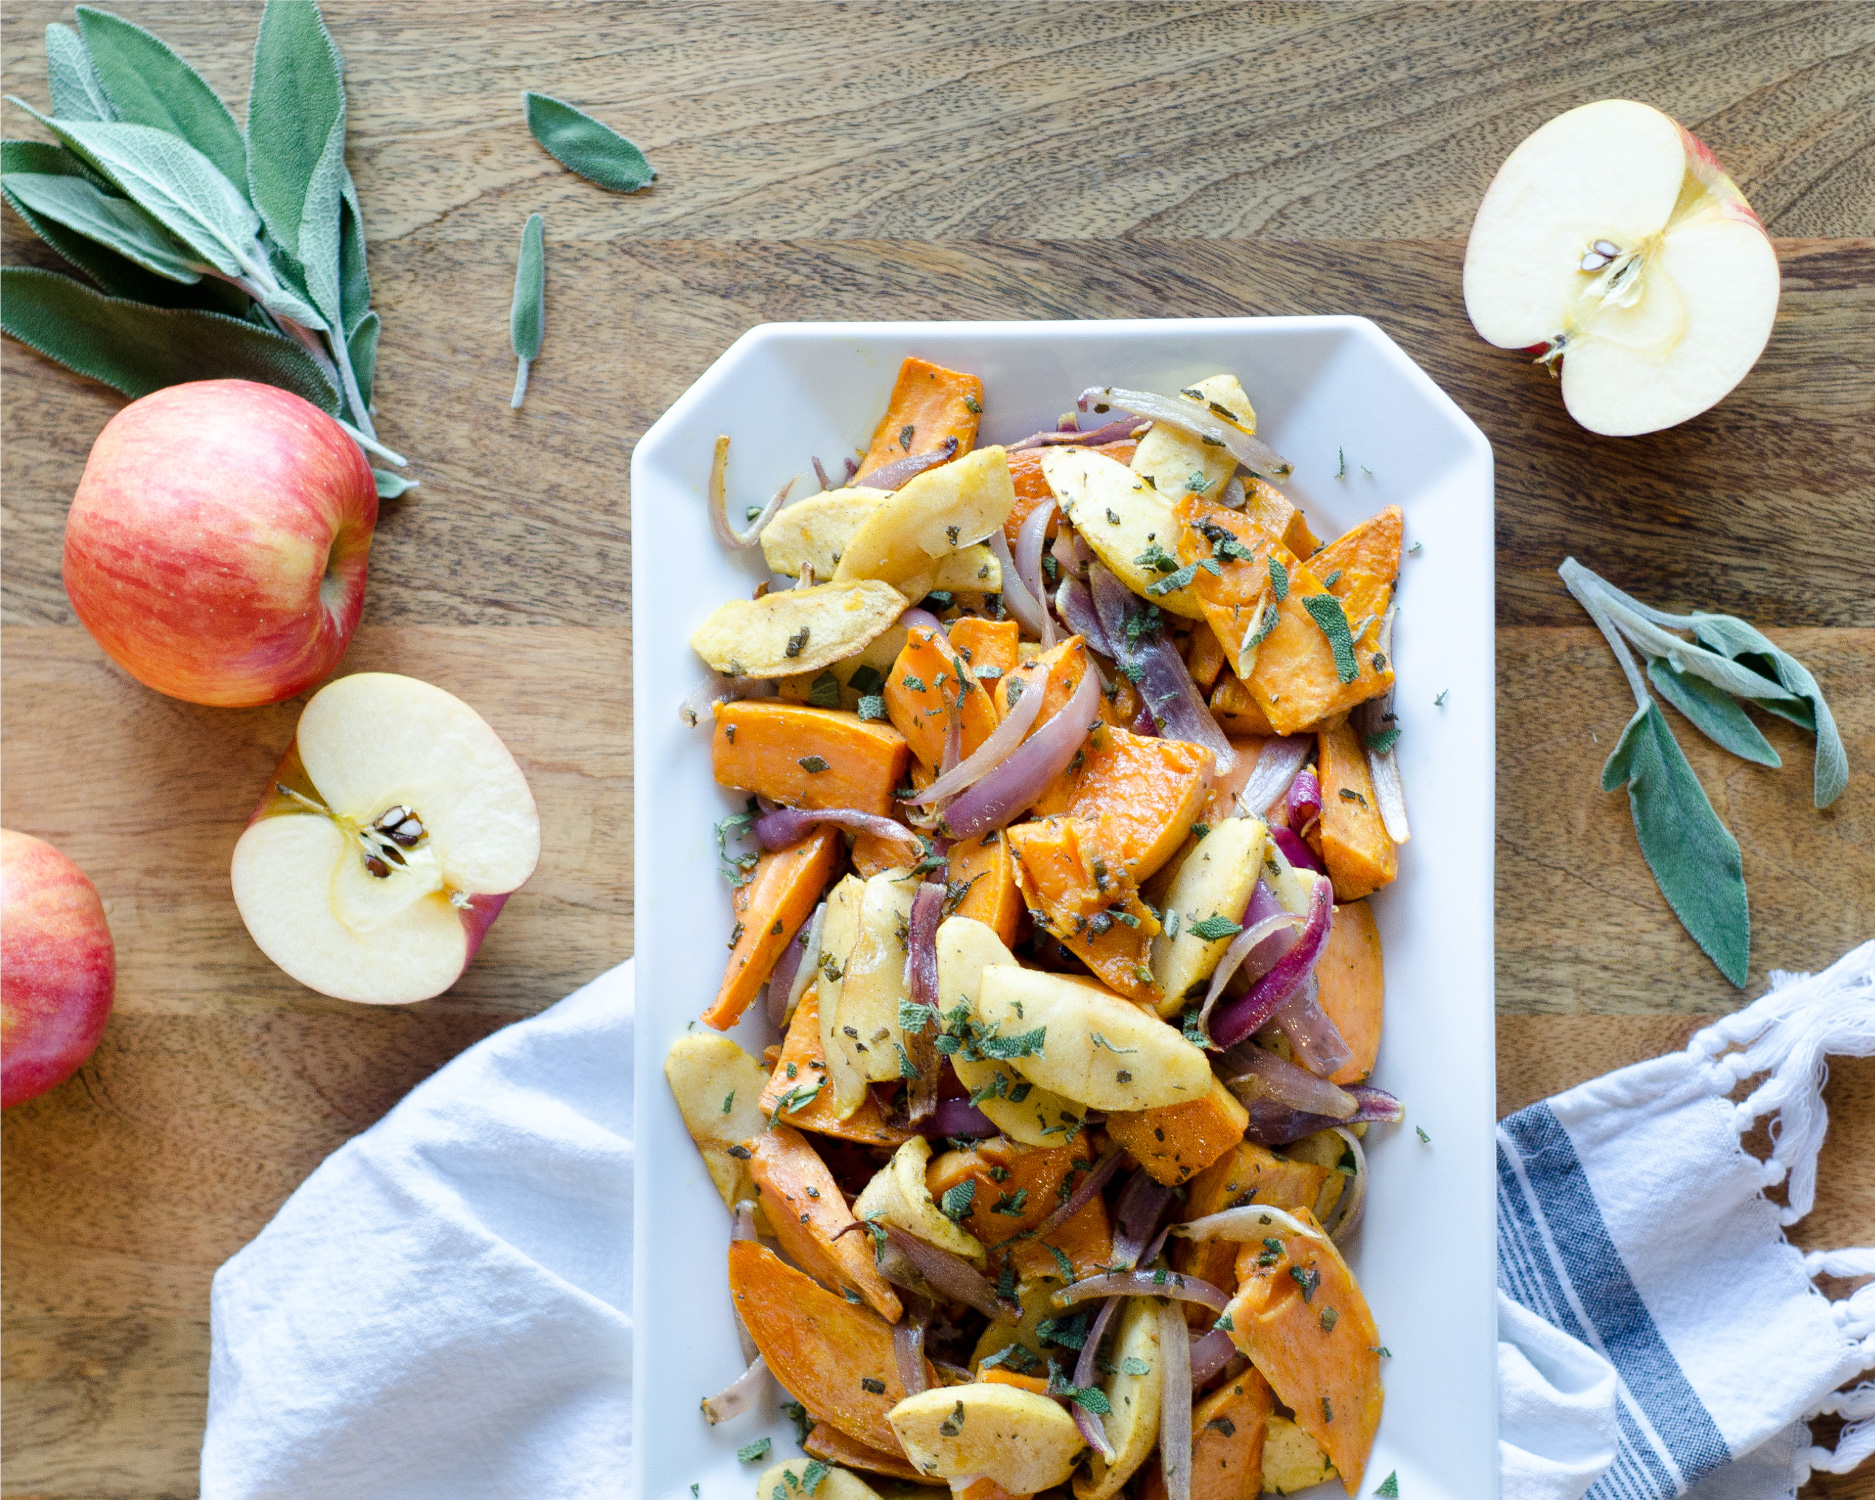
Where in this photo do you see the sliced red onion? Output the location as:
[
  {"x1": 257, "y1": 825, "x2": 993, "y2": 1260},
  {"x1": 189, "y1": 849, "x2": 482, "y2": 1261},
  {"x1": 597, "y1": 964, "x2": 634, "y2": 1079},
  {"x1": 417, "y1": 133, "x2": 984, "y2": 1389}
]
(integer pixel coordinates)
[
  {"x1": 1078, "y1": 387, "x2": 1292, "y2": 481},
  {"x1": 1208, "y1": 876, "x2": 1334, "y2": 1049},
  {"x1": 1187, "y1": 1328, "x2": 1238, "y2": 1387},
  {"x1": 1006, "y1": 417, "x2": 1150, "y2": 452},
  {"x1": 766, "y1": 915, "x2": 811, "y2": 1031},
  {"x1": 707, "y1": 435, "x2": 797, "y2": 549},
  {"x1": 1218, "y1": 475, "x2": 1246, "y2": 510},
  {"x1": 906, "y1": 672, "x2": 1046, "y2": 805},
  {"x1": 1171, "y1": 1203, "x2": 1330, "y2": 1247},
  {"x1": 1323, "y1": 1125, "x2": 1368, "y2": 1242},
  {"x1": 843, "y1": 456, "x2": 859, "y2": 484},
  {"x1": 731, "y1": 1200, "x2": 761, "y2": 1361},
  {"x1": 701, "y1": 1353, "x2": 771, "y2": 1424},
  {"x1": 863, "y1": 436, "x2": 959, "y2": 492},
  {"x1": 1272, "y1": 973, "x2": 1353, "y2": 1079},
  {"x1": 939, "y1": 709, "x2": 963, "y2": 781},
  {"x1": 787, "y1": 904, "x2": 826, "y2": 1023},
  {"x1": 1112, "y1": 1169, "x2": 1176, "y2": 1269},
  {"x1": 938, "y1": 662, "x2": 1100, "y2": 841},
  {"x1": 1218, "y1": 1042, "x2": 1356, "y2": 1119},
  {"x1": 679, "y1": 672, "x2": 773, "y2": 728},
  {"x1": 986, "y1": 526, "x2": 1051, "y2": 641},
  {"x1": 1014, "y1": 500, "x2": 1059, "y2": 647},
  {"x1": 812, "y1": 456, "x2": 835, "y2": 492},
  {"x1": 1197, "y1": 883, "x2": 1302, "y2": 1034},
  {"x1": 904, "y1": 882, "x2": 944, "y2": 1122},
  {"x1": 894, "y1": 1296, "x2": 932, "y2": 1394},
  {"x1": 1347, "y1": 1084, "x2": 1404, "y2": 1122},
  {"x1": 1129, "y1": 704, "x2": 1159, "y2": 737},
  {"x1": 1051, "y1": 1270, "x2": 1229, "y2": 1312},
  {"x1": 1073, "y1": 1295, "x2": 1123, "y2": 1460},
  {"x1": 1054, "y1": 577, "x2": 1114, "y2": 656},
  {"x1": 1058, "y1": 527, "x2": 1097, "y2": 583},
  {"x1": 1268, "y1": 824, "x2": 1325, "y2": 875},
  {"x1": 1286, "y1": 767, "x2": 1322, "y2": 834},
  {"x1": 1238, "y1": 736, "x2": 1313, "y2": 818},
  {"x1": 883, "y1": 1226, "x2": 1017, "y2": 1321},
  {"x1": 911, "y1": 1097, "x2": 999, "y2": 1139},
  {"x1": 753, "y1": 800, "x2": 924, "y2": 859},
  {"x1": 1356, "y1": 607, "x2": 1410, "y2": 842},
  {"x1": 1029, "y1": 1148, "x2": 1125, "y2": 1243},
  {"x1": 897, "y1": 607, "x2": 952, "y2": 643},
  {"x1": 1159, "y1": 1301, "x2": 1194, "y2": 1500},
  {"x1": 1090, "y1": 565, "x2": 1234, "y2": 773}
]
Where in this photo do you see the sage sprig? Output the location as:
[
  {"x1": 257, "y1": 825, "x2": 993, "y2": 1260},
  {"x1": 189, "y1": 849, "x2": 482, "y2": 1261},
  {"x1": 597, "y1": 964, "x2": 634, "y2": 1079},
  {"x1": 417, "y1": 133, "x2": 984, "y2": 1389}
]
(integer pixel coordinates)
[
  {"x1": 1560, "y1": 558, "x2": 1849, "y2": 987},
  {"x1": 1, "y1": 3, "x2": 409, "y2": 483},
  {"x1": 523, "y1": 92, "x2": 655, "y2": 194},
  {"x1": 509, "y1": 212, "x2": 544, "y2": 408}
]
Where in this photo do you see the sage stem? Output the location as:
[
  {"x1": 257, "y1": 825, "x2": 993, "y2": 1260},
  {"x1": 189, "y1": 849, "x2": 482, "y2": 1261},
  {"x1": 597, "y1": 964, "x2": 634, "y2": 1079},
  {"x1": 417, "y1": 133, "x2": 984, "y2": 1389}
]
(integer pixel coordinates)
[
  {"x1": 339, "y1": 419, "x2": 407, "y2": 468},
  {"x1": 511, "y1": 358, "x2": 531, "y2": 410},
  {"x1": 1559, "y1": 559, "x2": 1649, "y2": 708}
]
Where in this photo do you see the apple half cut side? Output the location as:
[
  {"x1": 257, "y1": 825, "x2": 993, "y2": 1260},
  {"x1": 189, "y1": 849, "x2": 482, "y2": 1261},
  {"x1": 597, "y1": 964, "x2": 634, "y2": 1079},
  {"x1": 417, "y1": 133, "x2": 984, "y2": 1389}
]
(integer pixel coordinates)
[
  {"x1": 1462, "y1": 99, "x2": 1780, "y2": 437},
  {"x1": 232, "y1": 673, "x2": 540, "y2": 1004}
]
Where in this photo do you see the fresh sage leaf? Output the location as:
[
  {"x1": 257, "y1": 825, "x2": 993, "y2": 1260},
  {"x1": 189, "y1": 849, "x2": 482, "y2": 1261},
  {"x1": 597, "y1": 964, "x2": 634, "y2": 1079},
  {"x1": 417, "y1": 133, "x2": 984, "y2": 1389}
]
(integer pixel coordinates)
[
  {"x1": 1688, "y1": 615, "x2": 1847, "y2": 809},
  {"x1": 0, "y1": 265, "x2": 338, "y2": 413},
  {"x1": 75, "y1": 7, "x2": 247, "y2": 191},
  {"x1": 523, "y1": 92, "x2": 655, "y2": 193},
  {"x1": 1601, "y1": 700, "x2": 1749, "y2": 987},
  {"x1": 348, "y1": 310, "x2": 379, "y2": 409},
  {"x1": 15, "y1": 108, "x2": 260, "y2": 279},
  {"x1": 373, "y1": 467, "x2": 417, "y2": 498},
  {"x1": 44, "y1": 23, "x2": 114, "y2": 123},
  {"x1": 296, "y1": 114, "x2": 348, "y2": 335},
  {"x1": 337, "y1": 167, "x2": 369, "y2": 334},
  {"x1": 509, "y1": 211, "x2": 544, "y2": 408},
  {"x1": 1646, "y1": 657, "x2": 1779, "y2": 769},
  {"x1": 2, "y1": 172, "x2": 202, "y2": 282},
  {"x1": 246, "y1": 0, "x2": 346, "y2": 258}
]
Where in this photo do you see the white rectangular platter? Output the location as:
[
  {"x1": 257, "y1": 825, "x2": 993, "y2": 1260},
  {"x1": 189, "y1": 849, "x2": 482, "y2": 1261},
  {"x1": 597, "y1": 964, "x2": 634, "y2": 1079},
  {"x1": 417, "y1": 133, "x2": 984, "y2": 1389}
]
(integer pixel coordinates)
[{"x1": 633, "y1": 318, "x2": 1497, "y2": 1500}]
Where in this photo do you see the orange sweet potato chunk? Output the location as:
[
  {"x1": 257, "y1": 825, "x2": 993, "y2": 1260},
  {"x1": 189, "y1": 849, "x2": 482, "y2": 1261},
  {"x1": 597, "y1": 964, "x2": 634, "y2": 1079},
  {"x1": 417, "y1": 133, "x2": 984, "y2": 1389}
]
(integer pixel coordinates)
[
  {"x1": 805, "y1": 1424, "x2": 925, "y2": 1481},
  {"x1": 856, "y1": 357, "x2": 983, "y2": 480},
  {"x1": 1004, "y1": 815, "x2": 1162, "y2": 1004},
  {"x1": 1316, "y1": 899, "x2": 1383, "y2": 1084},
  {"x1": 1172, "y1": 1142, "x2": 1337, "y2": 1323},
  {"x1": 729, "y1": 1240, "x2": 931, "y2": 1453},
  {"x1": 1244, "y1": 558, "x2": 1393, "y2": 735},
  {"x1": 1175, "y1": 493, "x2": 1292, "y2": 614},
  {"x1": 948, "y1": 830, "x2": 1022, "y2": 946},
  {"x1": 1031, "y1": 723, "x2": 1212, "y2": 882},
  {"x1": 948, "y1": 617, "x2": 1021, "y2": 683},
  {"x1": 927, "y1": 1138, "x2": 1095, "y2": 1248},
  {"x1": 1308, "y1": 507, "x2": 1402, "y2": 630},
  {"x1": 760, "y1": 987, "x2": 914, "y2": 1146},
  {"x1": 1105, "y1": 1076, "x2": 1250, "y2": 1187},
  {"x1": 704, "y1": 826, "x2": 843, "y2": 1029},
  {"x1": 1316, "y1": 723, "x2": 1397, "y2": 901},
  {"x1": 1141, "y1": 1371, "x2": 1274, "y2": 1500},
  {"x1": 714, "y1": 701, "x2": 910, "y2": 816},
  {"x1": 1186, "y1": 621, "x2": 1226, "y2": 693},
  {"x1": 885, "y1": 624, "x2": 998, "y2": 769},
  {"x1": 750, "y1": 1124, "x2": 903, "y2": 1320},
  {"x1": 1209, "y1": 672, "x2": 1276, "y2": 737},
  {"x1": 1005, "y1": 1193, "x2": 1113, "y2": 1282},
  {"x1": 1005, "y1": 440, "x2": 1137, "y2": 546},
  {"x1": 1219, "y1": 1210, "x2": 1382, "y2": 1490}
]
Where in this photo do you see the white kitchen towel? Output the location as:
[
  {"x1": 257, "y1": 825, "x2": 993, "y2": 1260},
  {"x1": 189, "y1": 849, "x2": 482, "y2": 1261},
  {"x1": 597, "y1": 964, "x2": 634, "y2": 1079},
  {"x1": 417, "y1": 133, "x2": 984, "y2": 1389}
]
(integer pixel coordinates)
[
  {"x1": 1497, "y1": 939, "x2": 1875, "y2": 1500},
  {"x1": 199, "y1": 961, "x2": 634, "y2": 1500}
]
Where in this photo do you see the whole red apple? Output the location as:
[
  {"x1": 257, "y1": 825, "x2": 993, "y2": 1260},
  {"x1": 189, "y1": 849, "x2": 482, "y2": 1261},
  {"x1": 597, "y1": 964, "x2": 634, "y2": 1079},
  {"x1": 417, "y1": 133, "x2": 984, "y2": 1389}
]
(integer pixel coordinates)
[
  {"x1": 2, "y1": 830, "x2": 115, "y2": 1109},
  {"x1": 63, "y1": 379, "x2": 378, "y2": 707}
]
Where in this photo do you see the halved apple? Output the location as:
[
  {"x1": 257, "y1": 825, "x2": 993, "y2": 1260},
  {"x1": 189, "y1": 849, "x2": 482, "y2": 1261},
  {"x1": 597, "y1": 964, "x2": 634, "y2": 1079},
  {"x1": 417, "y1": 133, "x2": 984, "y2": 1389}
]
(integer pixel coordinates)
[
  {"x1": 1463, "y1": 99, "x2": 1779, "y2": 436},
  {"x1": 231, "y1": 673, "x2": 540, "y2": 1004}
]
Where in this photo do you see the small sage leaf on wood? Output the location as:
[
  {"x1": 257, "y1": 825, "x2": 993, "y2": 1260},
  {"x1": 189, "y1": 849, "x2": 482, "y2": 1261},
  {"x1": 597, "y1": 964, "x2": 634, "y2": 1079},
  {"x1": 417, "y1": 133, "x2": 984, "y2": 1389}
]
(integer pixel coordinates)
[
  {"x1": 373, "y1": 467, "x2": 418, "y2": 498},
  {"x1": 1646, "y1": 657, "x2": 1779, "y2": 769},
  {"x1": 245, "y1": 0, "x2": 345, "y2": 257},
  {"x1": 2, "y1": 171, "x2": 202, "y2": 282},
  {"x1": 523, "y1": 92, "x2": 655, "y2": 193},
  {"x1": 75, "y1": 7, "x2": 247, "y2": 191},
  {"x1": 1688, "y1": 615, "x2": 1846, "y2": 809},
  {"x1": 296, "y1": 114, "x2": 348, "y2": 335},
  {"x1": 45, "y1": 23, "x2": 114, "y2": 123},
  {"x1": 509, "y1": 211, "x2": 544, "y2": 408},
  {"x1": 1600, "y1": 699, "x2": 1749, "y2": 987},
  {"x1": 0, "y1": 265, "x2": 339, "y2": 413}
]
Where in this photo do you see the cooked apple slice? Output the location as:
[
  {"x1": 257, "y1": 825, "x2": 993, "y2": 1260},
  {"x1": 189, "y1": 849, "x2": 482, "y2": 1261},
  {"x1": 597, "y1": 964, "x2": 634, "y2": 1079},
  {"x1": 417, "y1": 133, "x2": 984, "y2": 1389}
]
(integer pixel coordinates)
[
  {"x1": 231, "y1": 673, "x2": 539, "y2": 1004},
  {"x1": 1463, "y1": 98, "x2": 1779, "y2": 436}
]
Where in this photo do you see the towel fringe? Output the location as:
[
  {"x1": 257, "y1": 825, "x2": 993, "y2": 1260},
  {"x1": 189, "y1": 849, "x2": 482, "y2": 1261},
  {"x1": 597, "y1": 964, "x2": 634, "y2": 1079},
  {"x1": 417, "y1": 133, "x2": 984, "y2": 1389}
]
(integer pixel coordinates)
[
  {"x1": 1804, "y1": 1375, "x2": 1875, "y2": 1475},
  {"x1": 1687, "y1": 940, "x2": 1875, "y2": 1227}
]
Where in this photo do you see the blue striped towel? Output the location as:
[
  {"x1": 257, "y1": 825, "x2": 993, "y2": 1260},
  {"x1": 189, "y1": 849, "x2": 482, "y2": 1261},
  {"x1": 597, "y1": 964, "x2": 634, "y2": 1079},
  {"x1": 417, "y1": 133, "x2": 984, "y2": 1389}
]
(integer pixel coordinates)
[{"x1": 1496, "y1": 940, "x2": 1875, "y2": 1500}]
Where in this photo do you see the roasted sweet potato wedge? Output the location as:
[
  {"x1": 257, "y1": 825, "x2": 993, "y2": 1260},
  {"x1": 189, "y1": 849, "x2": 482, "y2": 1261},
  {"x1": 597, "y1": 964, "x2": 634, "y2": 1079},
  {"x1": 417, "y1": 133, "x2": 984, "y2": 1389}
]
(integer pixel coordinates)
[
  {"x1": 1172, "y1": 1142, "x2": 1338, "y2": 1326},
  {"x1": 1005, "y1": 815, "x2": 1162, "y2": 1004},
  {"x1": 1139, "y1": 1369, "x2": 1274, "y2": 1500},
  {"x1": 856, "y1": 356, "x2": 983, "y2": 480},
  {"x1": 885, "y1": 623, "x2": 998, "y2": 768},
  {"x1": 804, "y1": 1424, "x2": 926, "y2": 1482},
  {"x1": 926, "y1": 1137, "x2": 1095, "y2": 1248},
  {"x1": 714, "y1": 701, "x2": 911, "y2": 816},
  {"x1": 1315, "y1": 899, "x2": 1383, "y2": 1084},
  {"x1": 948, "y1": 616, "x2": 1022, "y2": 683},
  {"x1": 704, "y1": 825, "x2": 843, "y2": 1030},
  {"x1": 729, "y1": 1240, "x2": 930, "y2": 1453},
  {"x1": 946, "y1": 830, "x2": 1022, "y2": 947},
  {"x1": 1105, "y1": 1075, "x2": 1250, "y2": 1186},
  {"x1": 1003, "y1": 440, "x2": 1137, "y2": 546},
  {"x1": 750, "y1": 1124, "x2": 902, "y2": 1320},
  {"x1": 1316, "y1": 722, "x2": 1397, "y2": 901},
  {"x1": 759, "y1": 987, "x2": 913, "y2": 1146},
  {"x1": 1031, "y1": 724, "x2": 1212, "y2": 882}
]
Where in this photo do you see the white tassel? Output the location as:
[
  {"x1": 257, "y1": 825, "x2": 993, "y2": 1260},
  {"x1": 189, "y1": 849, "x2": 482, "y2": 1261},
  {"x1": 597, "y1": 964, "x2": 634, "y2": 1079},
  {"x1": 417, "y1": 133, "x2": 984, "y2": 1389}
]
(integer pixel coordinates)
[
  {"x1": 1808, "y1": 1380, "x2": 1875, "y2": 1474},
  {"x1": 1687, "y1": 941, "x2": 1875, "y2": 1225}
]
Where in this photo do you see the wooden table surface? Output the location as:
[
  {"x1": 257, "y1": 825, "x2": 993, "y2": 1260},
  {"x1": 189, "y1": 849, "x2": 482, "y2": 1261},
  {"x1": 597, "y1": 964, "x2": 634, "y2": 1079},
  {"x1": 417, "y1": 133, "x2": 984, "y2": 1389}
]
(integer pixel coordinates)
[{"x1": 3, "y1": 3, "x2": 1871, "y2": 1494}]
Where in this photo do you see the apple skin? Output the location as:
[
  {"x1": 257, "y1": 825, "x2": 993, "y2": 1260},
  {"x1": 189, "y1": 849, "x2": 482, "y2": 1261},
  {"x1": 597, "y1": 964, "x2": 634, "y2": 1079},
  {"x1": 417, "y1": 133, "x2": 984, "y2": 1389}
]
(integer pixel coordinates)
[
  {"x1": 1, "y1": 830, "x2": 116, "y2": 1109},
  {"x1": 63, "y1": 379, "x2": 378, "y2": 708}
]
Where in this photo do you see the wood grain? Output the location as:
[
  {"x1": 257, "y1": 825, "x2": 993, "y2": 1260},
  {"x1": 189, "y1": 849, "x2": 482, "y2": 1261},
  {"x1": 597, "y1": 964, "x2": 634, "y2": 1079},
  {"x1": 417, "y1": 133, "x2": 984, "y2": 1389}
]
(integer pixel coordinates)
[{"x1": 2, "y1": 1, "x2": 1872, "y2": 1494}]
